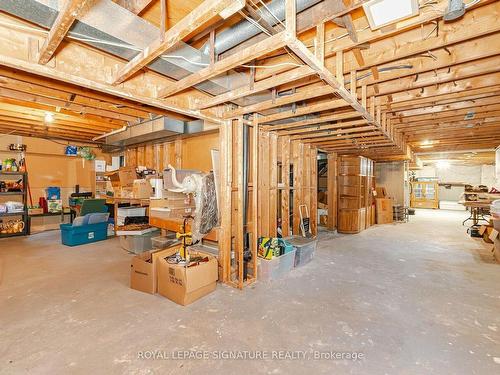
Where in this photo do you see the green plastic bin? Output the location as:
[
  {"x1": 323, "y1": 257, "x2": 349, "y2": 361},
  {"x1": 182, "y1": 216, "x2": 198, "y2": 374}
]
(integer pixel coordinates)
[{"x1": 60, "y1": 222, "x2": 108, "y2": 246}]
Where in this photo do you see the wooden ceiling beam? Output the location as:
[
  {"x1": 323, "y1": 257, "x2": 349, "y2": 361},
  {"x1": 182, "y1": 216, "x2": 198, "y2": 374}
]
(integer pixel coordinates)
[
  {"x1": 112, "y1": 0, "x2": 155, "y2": 14},
  {"x1": 391, "y1": 96, "x2": 500, "y2": 118},
  {"x1": 158, "y1": 31, "x2": 292, "y2": 98},
  {"x1": 266, "y1": 111, "x2": 361, "y2": 132},
  {"x1": 384, "y1": 85, "x2": 500, "y2": 112},
  {"x1": 226, "y1": 83, "x2": 333, "y2": 118},
  {"x1": 392, "y1": 104, "x2": 500, "y2": 124},
  {"x1": 113, "y1": 0, "x2": 244, "y2": 85},
  {"x1": 0, "y1": 87, "x2": 138, "y2": 123},
  {"x1": 291, "y1": 126, "x2": 377, "y2": 141},
  {"x1": 0, "y1": 118, "x2": 104, "y2": 136},
  {"x1": 0, "y1": 13, "x2": 220, "y2": 122},
  {"x1": 367, "y1": 56, "x2": 500, "y2": 98},
  {"x1": 198, "y1": 65, "x2": 315, "y2": 110},
  {"x1": 0, "y1": 101, "x2": 123, "y2": 128},
  {"x1": 284, "y1": 119, "x2": 369, "y2": 137},
  {"x1": 339, "y1": 4, "x2": 500, "y2": 73},
  {"x1": 39, "y1": 0, "x2": 94, "y2": 65},
  {"x1": 260, "y1": 98, "x2": 349, "y2": 124}
]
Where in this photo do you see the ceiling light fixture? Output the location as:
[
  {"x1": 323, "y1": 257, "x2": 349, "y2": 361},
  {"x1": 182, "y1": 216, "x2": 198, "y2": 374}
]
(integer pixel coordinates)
[
  {"x1": 44, "y1": 112, "x2": 54, "y2": 123},
  {"x1": 363, "y1": 0, "x2": 419, "y2": 30}
]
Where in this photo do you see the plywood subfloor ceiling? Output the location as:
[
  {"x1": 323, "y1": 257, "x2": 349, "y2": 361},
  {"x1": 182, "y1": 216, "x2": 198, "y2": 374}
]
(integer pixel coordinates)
[{"x1": 0, "y1": 0, "x2": 498, "y2": 159}]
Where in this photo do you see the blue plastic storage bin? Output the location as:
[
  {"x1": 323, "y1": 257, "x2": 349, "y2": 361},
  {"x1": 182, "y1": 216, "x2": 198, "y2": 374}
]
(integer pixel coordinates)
[
  {"x1": 60, "y1": 222, "x2": 108, "y2": 246},
  {"x1": 46, "y1": 186, "x2": 61, "y2": 200}
]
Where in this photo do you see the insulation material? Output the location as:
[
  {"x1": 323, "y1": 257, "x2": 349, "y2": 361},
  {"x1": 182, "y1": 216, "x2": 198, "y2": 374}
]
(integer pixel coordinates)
[{"x1": 192, "y1": 172, "x2": 219, "y2": 243}]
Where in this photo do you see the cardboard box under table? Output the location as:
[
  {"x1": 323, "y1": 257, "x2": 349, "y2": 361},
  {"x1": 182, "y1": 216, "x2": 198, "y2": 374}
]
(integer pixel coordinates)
[{"x1": 157, "y1": 251, "x2": 218, "y2": 306}]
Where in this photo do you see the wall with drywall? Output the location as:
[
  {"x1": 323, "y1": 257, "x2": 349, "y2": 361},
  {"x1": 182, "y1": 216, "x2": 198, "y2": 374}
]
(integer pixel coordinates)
[
  {"x1": 415, "y1": 163, "x2": 497, "y2": 202},
  {"x1": 415, "y1": 164, "x2": 496, "y2": 186},
  {"x1": 376, "y1": 162, "x2": 409, "y2": 206}
]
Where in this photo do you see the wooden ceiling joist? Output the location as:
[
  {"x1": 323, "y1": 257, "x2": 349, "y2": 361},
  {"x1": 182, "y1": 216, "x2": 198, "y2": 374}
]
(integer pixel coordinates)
[
  {"x1": 198, "y1": 65, "x2": 316, "y2": 110},
  {"x1": 38, "y1": 0, "x2": 93, "y2": 65},
  {"x1": 157, "y1": 31, "x2": 292, "y2": 98},
  {"x1": 112, "y1": 0, "x2": 155, "y2": 15},
  {"x1": 113, "y1": 0, "x2": 245, "y2": 85}
]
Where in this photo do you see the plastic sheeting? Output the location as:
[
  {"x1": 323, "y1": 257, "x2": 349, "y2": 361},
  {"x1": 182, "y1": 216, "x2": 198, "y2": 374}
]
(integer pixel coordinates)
[{"x1": 192, "y1": 172, "x2": 219, "y2": 243}]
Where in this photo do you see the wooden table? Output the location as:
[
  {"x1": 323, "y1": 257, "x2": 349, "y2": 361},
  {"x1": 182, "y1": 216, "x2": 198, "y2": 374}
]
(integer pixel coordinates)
[
  {"x1": 150, "y1": 216, "x2": 218, "y2": 242},
  {"x1": 107, "y1": 197, "x2": 150, "y2": 232},
  {"x1": 459, "y1": 200, "x2": 491, "y2": 227}
]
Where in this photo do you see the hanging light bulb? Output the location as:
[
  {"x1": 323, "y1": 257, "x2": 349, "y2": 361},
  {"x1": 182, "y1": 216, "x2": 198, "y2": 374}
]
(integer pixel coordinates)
[{"x1": 44, "y1": 112, "x2": 54, "y2": 123}]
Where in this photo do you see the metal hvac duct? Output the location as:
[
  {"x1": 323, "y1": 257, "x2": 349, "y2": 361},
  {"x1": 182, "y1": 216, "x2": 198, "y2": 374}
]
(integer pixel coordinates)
[
  {"x1": 202, "y1": 0, "x2": 323, "y2": 55},
  {"x1": 105, "y1": 117, "x2": 204, "y2": 146}
]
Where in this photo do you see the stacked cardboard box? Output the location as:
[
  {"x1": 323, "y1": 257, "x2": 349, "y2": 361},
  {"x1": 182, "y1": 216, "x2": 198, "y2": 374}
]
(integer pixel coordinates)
[
  {"x1": 149, "y1": 192, "x2": 195, "y2": 220},
  {"x1": 130, "y1": 246, "x2": 218, "y2": 305}
]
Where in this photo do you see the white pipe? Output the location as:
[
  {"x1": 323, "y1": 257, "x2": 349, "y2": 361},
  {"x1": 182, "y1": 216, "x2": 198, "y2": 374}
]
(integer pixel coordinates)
[{"x1": 92, "y1": 125, "x2": 127, "y2": 141}]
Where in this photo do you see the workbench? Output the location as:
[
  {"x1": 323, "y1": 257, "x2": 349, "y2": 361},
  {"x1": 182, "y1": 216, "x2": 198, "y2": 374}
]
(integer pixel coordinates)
[
  {"x1": 459, "y1": 200, "x2": 491, "y2": 227},
  {"x1": 107, "y1": 197, "x2": 150, "y2": 232}
]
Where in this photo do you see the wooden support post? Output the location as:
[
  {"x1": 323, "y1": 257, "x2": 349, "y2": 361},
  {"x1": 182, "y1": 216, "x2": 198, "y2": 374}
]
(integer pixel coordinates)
[
  {"x1": 310, "y1": 147, "x2": 318, "y2": 235},
  {"x1": 251, "y1": 117, "x2": 259, "y2": 280},
  {"x1": 259, "y1": 131, "x2": 270, "y2": 236},
  {"x1": 315, "y1": 22, "x2": 325, "y2": 64},
  {"x1": 218, "y1": 121, "x2": 232, "y2": 283},
  {"x1": 236, "y1": 118, "x2": 244, "y2": 289},
  {"x1": 361, "y1": 85, "x2": 367, "y2": 109},
  {"x1": 336, "y1": 50, "x2": 344, "y2": 87},
  {"x1": 174, "y1": 139, "x2": 182, "y2": 168},
  {"x1": 280, "y1": 136, "x2": 291, "y2": 237},
  {"x1": 370, "y1": 96, "x2": 375, "y2": 118},
  {"x1": 303, "y1": 144, "x2": 312, "y2": 235},
  {"x1": 350, "y1": 70, "x2": 357, "y2": 99},
  {"x1": 269, "y1": 132, "x2": 278, "y2": 237},
  {"x1": 209, "y1": 29, "x2": 216, "y2": 67},
  {"x1": 292, "y1": 141, "x2": 303, "y2": 235},
  {"x1": 327, "y1": 153, "x2": 337, "y2": 231}
]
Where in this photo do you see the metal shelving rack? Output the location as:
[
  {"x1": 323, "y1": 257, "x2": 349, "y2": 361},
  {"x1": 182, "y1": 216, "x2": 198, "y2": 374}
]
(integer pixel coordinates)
[{"x1": 0, "y1": 171, "x2": 29, "y2": 238}]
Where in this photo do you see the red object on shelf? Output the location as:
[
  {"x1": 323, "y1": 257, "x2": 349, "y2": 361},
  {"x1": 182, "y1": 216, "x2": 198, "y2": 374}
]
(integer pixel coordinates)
[{"x1": 38, "y1": 197, "x2": 48, "y2": 214}]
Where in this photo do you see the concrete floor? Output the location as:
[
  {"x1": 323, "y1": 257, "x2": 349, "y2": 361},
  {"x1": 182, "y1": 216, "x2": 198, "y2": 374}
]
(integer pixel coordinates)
[{"x1": 1, "y1": 209, "x2": 499, "y2": 374}]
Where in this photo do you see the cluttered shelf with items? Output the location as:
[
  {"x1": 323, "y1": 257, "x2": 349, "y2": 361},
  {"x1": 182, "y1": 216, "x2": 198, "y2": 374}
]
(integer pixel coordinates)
[{"x1": 0, "y1": 152, "x2": 29, "y2": 237}]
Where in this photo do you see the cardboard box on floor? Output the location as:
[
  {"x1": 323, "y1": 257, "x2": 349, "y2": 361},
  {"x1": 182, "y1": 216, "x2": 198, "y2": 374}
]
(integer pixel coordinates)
[
  {"x1": 130, "y1": 246, "x2": 179, "y2": 294},
  {"x1": 376, "y1": 198, "x2": 393, "y2": 224},
  {"x1": 157, "y1": 251, "x2": 218, "y2": 306},
  {"x1": 489, "y1": 229, "x2": 500, "y2": 263}
]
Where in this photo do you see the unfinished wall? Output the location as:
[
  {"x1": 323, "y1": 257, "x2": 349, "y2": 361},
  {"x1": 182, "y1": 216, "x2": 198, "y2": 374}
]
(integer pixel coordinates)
[
  {"x1": 123, "y1": 131, "x2": 219, "y2": 173},
  {"x1": 0, "y1": 134, "x2": 102, "y2": 204},
  {"x1": 376, "y1": 162, "x2": 409, "y2": 206}
]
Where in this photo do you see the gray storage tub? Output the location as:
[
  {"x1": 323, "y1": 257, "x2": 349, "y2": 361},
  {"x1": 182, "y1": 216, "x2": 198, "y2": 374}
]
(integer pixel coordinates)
[
  {"x1": 284, "y1": 236, "x2": 317, "y2": 267},
  {"x1": 120, "y1": 229, "x2": 160, "y2": 254},
  {"x1": 258, "y1": 250, "x2": 296, "y2": 282}
]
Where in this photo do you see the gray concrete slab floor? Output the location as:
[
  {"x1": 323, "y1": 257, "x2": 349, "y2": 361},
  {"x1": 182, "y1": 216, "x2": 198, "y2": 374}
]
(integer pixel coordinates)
[{"x1": 0, "y1": 209, "x2": 499, "y2": 374}]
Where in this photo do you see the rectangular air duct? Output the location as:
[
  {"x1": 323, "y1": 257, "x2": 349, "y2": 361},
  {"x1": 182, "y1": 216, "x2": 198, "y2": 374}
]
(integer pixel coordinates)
[{"x1": 106, "y1": 117, "x2": 203, "y2": 146}]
